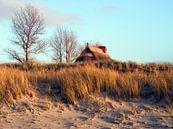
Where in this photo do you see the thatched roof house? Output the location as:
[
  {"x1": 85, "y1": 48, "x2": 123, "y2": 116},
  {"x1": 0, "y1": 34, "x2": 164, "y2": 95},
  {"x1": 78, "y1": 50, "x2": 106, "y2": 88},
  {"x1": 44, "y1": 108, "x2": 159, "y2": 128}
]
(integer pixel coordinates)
[{"x1": 76, "y1": 44, "x2": 111, "y2": 62}]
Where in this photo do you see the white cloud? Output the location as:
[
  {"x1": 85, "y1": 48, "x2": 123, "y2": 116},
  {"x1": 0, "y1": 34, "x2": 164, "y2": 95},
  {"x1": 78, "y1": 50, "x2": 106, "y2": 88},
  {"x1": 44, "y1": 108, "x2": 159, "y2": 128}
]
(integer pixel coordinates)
[
  {"x1": 101, "y1": 5, "x2": 117, "y2": 12},
  {"x1": 0, "y1": 0, "x2": 80, "y2": 25},
  {"x1": 0, "y1": 0, "x2": 23, "y2": 19}
]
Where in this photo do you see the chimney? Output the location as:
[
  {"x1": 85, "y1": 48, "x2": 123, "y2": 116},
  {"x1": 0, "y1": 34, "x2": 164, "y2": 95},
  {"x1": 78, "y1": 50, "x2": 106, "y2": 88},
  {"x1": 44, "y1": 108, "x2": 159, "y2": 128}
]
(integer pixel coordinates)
[{"x1": 98, "y1": 46, "x2": 107, "y2": 53}]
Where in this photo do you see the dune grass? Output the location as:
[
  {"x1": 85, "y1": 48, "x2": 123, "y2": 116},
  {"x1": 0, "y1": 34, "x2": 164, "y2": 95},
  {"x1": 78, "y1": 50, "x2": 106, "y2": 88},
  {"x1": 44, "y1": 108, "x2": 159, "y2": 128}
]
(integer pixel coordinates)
[
  {"x1": 0, "y1": 65, "x2": 173, "y2": 105},
  {"x1": 30, "y1": 66, "x2": 173, "y2": 104},
  {"x1": 0, "y1": 67, "x2": 32, "y2": 104},
  {"x1": 55, "y1": 67, "x2": 173, "y2": 104},
  {"x1": 2, "y1": 60, "x2": 173, "y2": 73}
]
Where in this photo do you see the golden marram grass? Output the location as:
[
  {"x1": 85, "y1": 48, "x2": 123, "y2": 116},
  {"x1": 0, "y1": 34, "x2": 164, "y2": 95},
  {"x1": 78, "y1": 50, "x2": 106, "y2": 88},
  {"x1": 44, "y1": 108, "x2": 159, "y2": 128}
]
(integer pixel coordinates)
[{"x1": 0, "y1": 65, "x2": 173, "y2": 105}]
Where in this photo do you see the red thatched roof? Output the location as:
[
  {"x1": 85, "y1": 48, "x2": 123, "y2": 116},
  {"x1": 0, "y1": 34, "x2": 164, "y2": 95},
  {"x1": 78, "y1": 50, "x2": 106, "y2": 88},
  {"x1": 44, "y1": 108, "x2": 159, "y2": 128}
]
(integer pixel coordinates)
[{"x1": 76, "y1": 45, "x2": 111, "y2": 62}]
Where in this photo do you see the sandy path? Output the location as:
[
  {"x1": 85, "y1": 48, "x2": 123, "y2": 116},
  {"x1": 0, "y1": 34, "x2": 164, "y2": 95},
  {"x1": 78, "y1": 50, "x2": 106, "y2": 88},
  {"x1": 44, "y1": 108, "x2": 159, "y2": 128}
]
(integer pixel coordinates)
[{"x1": 0, "y1": 96, "x2": 173, "y2": 129}]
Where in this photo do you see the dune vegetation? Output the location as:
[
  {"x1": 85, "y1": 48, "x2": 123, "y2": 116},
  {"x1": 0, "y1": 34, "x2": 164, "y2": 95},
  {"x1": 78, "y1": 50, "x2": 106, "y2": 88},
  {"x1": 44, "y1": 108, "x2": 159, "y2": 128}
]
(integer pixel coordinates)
[
  {"x1": 0, "y1": 62, "x2": 173, "y2": 105},
  {"x1": 0, "y1": 67, "x2": 32, "y2": 104}
]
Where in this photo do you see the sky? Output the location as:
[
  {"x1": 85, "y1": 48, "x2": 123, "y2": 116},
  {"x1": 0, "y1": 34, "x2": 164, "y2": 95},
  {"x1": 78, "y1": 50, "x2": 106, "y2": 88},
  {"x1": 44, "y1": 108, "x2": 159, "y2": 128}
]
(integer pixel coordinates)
[{"x1": 0, "y1": 0, "x2": 173, "y2": 63}]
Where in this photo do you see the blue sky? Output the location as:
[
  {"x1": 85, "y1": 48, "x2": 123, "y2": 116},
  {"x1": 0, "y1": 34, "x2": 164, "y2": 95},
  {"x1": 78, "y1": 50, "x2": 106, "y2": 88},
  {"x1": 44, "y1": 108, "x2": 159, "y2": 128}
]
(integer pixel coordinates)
[{"x1": 0, "y1": 0, "x2": 173, "y2": 63}]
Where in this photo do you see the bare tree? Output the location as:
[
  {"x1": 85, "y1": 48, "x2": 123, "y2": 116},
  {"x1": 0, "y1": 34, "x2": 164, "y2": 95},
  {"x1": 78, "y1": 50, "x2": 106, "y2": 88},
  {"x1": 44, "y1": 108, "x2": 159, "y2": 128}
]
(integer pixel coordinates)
[
  {"x1": 50, "y1": 27, "x2": 64, "y2": 62},
  {"x1": 64, "y1": 29, "x2": 79, "y2": 62},
  {"x1": 51, "y1": 27, "x2": 79, "y2": 62},
  {"x1": 7, "y1": 4, "x2": 46, "y2": 64}
]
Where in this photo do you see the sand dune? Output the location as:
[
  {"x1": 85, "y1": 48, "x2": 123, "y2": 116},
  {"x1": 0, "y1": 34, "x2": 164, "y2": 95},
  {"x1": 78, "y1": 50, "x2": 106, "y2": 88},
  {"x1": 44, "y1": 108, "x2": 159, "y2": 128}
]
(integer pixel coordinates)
[{"x1": 0, "y1": 96, "x2": 172, "y2": 129}]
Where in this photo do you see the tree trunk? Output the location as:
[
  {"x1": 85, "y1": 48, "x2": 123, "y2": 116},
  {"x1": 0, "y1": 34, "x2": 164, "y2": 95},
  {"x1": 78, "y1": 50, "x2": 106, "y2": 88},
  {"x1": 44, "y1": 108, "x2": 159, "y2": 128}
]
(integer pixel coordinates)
[
  {"x1": 60, "y1": 52, "x2": 62, "y2": 62},
  {"x1": 25, "y1": 48, "x2": 29, "y2": 63}
]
